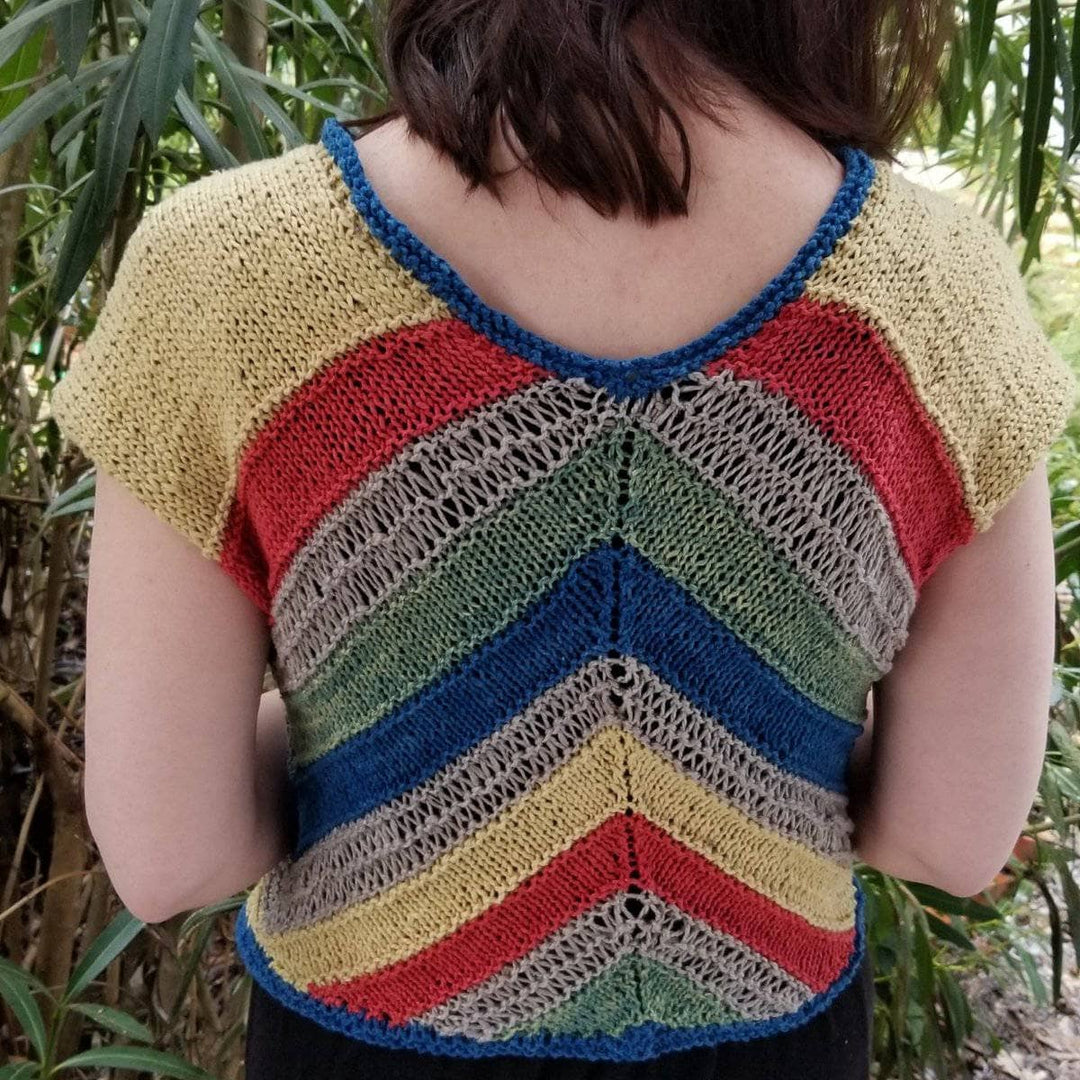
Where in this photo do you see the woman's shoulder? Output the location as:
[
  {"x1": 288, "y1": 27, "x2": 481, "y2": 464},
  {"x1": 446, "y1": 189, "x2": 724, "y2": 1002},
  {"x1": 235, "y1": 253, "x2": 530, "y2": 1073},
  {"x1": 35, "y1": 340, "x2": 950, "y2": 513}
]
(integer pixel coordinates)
[
  {"x1": 806, "y1": 156, "x2": 1077, "y2": 534},
  {"x1": 51, "y1": 133, "x2": 451, "y2": 563},
  {"x1": 113, "y1": 135, "x2": 444, "y2": 345}
]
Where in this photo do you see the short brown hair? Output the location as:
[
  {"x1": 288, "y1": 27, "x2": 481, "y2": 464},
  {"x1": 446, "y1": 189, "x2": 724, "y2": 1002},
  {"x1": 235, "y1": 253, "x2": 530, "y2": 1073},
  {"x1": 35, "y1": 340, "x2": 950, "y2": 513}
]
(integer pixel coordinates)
[{"x1": 342, "y1": 0, "x2": 955, "y2": 222}]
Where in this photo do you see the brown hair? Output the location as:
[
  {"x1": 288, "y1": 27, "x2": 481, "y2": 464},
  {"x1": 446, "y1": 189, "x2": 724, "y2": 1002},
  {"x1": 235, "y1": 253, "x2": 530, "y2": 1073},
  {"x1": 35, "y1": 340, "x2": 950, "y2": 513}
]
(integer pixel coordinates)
[{"x1": 342, "y1": 0, "x2": 955, "y2": 223}]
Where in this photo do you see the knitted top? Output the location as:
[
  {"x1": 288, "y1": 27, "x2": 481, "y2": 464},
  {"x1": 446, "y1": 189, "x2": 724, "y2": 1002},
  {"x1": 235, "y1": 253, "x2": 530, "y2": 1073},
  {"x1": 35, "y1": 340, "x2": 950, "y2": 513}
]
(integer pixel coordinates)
[{"x1": 52, "y1": 116, "x2": 1077, "y2": 1063}]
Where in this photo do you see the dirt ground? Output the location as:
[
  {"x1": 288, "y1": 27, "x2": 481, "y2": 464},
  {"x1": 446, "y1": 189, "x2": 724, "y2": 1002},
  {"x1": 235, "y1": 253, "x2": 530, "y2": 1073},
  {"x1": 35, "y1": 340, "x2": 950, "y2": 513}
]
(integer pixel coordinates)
[{"x1": 957, "y1": 876, "x2": 1080, "y2": 1079}]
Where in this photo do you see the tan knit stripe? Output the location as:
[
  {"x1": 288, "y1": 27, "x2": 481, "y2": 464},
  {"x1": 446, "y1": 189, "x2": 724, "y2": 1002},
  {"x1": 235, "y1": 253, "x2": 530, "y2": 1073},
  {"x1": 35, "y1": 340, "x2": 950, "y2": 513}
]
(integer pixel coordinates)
[
  {"x1": 272, "y1": 362, "x2": 911, "y2": 691},
  {"x1": 258, "y1": 656, "x2": 851, "y2": 935},
  {"x1": 247, "y1": 728, "x2": 855, "y2": 986},
  {"x1": 636, "y1": 369, "x2": 915, "y2": 667},
  {"x1": 270, "y1": 378, "x2": 621, "y2": 689},
  {"x1": 417, "y1": 890, "x2": 814, "y2": 1038},
  {"x1": 804, "y1": 163, "x2": 1076, "y2": 532}
]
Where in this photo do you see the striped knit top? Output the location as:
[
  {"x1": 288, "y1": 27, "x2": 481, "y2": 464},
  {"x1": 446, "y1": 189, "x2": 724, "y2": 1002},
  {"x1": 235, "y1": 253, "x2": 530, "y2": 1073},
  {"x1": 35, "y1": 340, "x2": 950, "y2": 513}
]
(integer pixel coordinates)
[{"x1": 52, "y1": 116, "x2": 1077, "y2": 1063}]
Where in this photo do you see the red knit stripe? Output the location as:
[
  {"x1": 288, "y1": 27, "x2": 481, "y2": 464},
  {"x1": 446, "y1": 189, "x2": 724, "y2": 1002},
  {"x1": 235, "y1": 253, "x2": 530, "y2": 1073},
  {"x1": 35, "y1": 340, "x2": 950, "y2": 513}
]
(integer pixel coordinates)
[
  {"x1": 632, "y1": 815, "x2": 855, "y2": 993},
  {"x1": 219, "y1": 319, "x2": 553, "y2": 614},
  {"x1": 307, "y1": 812, "x2": 852, "y2": 1023},
  {"x1": 705, "y1": 295, "x2": 973, "y2": 587},
  {"x1": 306, "y1": 814, "x2": 629, "y2": 1023}
]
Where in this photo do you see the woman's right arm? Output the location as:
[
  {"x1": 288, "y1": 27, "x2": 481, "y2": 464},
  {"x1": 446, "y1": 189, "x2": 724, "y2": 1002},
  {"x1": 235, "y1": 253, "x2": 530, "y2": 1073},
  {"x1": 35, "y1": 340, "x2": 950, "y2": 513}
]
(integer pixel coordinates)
[{"x1": 848, "y1": 459, "x2": 1060, "y2": 898}]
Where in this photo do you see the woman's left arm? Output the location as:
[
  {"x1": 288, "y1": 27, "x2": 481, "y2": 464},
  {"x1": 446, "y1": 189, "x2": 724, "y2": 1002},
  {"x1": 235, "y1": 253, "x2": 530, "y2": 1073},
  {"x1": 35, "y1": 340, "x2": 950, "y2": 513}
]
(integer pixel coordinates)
[{"x1": 81, "y1": 468, "x2": 291, "y2": 924}]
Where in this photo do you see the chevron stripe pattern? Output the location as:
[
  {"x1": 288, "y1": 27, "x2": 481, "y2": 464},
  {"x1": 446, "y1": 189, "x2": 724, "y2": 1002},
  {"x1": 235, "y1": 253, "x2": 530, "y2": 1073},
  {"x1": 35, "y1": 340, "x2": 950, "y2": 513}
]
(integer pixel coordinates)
[
  {"x1": 49, "y1": 111, "x2": 1078, "y2": 1063},
  {"x1": 229, "y1": 120, "x2": 917, "y2": 1060}
]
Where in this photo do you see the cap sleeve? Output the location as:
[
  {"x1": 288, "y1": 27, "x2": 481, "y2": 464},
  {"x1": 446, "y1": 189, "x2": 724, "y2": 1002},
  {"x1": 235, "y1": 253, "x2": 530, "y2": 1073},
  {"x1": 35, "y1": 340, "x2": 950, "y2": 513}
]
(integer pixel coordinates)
[
  {"x1": 50, "y1": 195, "x2": 231, "y2": 560},
  {"x1": 952, "y1": 212, "x2": 1077, "y2": 532}
]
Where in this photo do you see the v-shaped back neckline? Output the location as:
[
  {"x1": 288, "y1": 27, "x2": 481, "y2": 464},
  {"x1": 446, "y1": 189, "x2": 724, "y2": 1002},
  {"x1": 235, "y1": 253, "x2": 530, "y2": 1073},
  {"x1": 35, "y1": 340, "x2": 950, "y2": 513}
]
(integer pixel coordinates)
[{"x1": 319, "y1": 115, "x2": 878, "y2": 398}]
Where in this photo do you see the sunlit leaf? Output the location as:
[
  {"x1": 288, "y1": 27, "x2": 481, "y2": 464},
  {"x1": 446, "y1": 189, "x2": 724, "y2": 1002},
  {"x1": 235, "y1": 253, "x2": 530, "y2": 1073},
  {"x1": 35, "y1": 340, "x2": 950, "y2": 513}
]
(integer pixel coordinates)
[
  {"x1": 0, "y1": 23, "x2": 45, "y2": 122},
  {"x1": 0, "y1": 0, "x2": 94, "y2": 69}
]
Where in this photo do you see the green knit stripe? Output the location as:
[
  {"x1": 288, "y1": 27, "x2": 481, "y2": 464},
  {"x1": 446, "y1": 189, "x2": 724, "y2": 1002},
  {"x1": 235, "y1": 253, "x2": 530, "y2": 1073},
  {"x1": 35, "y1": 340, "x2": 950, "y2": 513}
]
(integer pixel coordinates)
[
  {"x1": 285, "y1": 427, "x2": 622, "y2": 767},
  {"x1": 628, "y1": 429, "x2": 878, "y2": 722},
  {"x1": 502, "y1": 954, "x2": 743, "y2": 1039},
  {"x1": 286, "y1": 420, "x2": 873, "y2": 768}
]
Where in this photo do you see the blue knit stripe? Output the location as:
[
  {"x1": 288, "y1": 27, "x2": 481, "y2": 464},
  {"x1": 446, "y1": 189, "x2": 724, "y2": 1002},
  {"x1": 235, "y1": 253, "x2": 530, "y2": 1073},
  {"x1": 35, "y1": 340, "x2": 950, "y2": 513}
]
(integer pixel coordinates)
[
  {"x1": 318, "y1": 116, "x2": 878, "y2": 399},
  {"x1": 234, "y1": 877, "x2": 866, "y2": 1062},
  {"x1": 291, "y1": 543, "x2": 861, "y2": 854}
]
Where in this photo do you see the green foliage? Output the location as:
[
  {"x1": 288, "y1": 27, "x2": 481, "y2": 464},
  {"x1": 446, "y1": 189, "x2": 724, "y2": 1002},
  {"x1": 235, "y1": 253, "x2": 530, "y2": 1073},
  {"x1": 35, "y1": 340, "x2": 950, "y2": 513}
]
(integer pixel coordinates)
[{"x1": 0, "y1": 909, "x2": 217, "y2": 1077}]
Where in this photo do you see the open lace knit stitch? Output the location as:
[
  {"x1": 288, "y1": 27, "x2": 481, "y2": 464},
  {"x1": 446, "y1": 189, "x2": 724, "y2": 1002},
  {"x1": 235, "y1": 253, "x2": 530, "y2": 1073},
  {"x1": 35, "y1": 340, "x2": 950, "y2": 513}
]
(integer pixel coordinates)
[{"x1": 51, "y1": 115, "x2": 1078, "y2": 1062}]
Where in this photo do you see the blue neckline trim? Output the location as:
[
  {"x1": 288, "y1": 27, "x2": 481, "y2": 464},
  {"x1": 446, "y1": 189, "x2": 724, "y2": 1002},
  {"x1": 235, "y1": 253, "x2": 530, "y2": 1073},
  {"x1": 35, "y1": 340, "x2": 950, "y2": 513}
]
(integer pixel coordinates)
[
  {"x1": 235, "y1": 875, "x2": 868, "y2": 1061},
  {"x1": 319, "y1": 116, "x2": 877, "y2": 398}
]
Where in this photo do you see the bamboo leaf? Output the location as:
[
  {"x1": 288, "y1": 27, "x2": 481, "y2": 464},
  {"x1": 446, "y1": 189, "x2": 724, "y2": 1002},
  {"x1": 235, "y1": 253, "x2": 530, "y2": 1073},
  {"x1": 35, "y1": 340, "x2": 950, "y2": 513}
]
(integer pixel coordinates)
[
  {"x1": 61, "y1": 906, "x2": 145, "y2": 1003},
  {"x1": 937, "y1": 968, "x2": 974, "y2": 1053},
  {"x1": 1050, "y1": 718, "x2": 1080, "y2": 772},
  {"x1": 970, "y1": 0, "x2": 999, "y2": 77},
  {"x1": 191, "y1": 21, "x2": 267, "y2": 159},
  {"x1": 167, "y1": 920, "x2": 214, "y2": 1017},
  {"x1": 903, "y1": 881, "x2": 1001, "y2": 922},
  {"x1": 208, "y1": 60, "x2": 356, "y2": 118},
  {"x1": 0, "y1": 1063, "x2": 41, "y2": 1080},
  {"x1": 925, "y1": 912, "x2": 977, "y2": 951},
  {"x1": 68, "y1": 1002, "x2": 154, "y2": 1043},
  {"x1": 241, "y1": 79, "x2": 304, "y2": 148},
  {"x1": 137, "y1": 0, "x2": 201, "y2": 144},
  {"x1": 53, "y1": 1047, "x2": 216, "y2": 1080},
  {"x1": 1056, "y1": 857, "x2": 1080, "y2": 968},
  {"x1": 0, "y1": 0, "x2": 96, "y2": 68},
  {"x1": 0, "y1": 23, "x2": 45, "y2": 122},
  {"x1": 0, "y1": 958, "x2": 47, "y2": 1060},
  {"x1": 1018, "y1": 0, "x2": 1056, "y2": 231},
  {"x1": 49, "y1": 172, "x2": 102, "y2": 307},
  {"x1": 48, "y1": 97, "x2": 100, "y2": 155},
  {"x1": 42, "y1": 470, "x2": 95, "y2": 522},
  {"x1": 174, "y1": 84, "x2": 237, "y2": 170},
  {"x1": 1052, "y1": 1, "x2": 1074, "y2": 198},
  {"x1": 0, "y1": 54, "x2": 126, "y2": 158},
  {"x1": 1018, "y1": 944, "x2": 1050, "y2": 1005},
  {"x1": 49, "y1": 0, "x2": 93, "y2": 80},
  {"x1": 0, "y1": 953, "x2": 50, "y2": 999},
  {"x1": 310, "y1": 0, "x2": 361, "y2": 54},
  {"x1": 177, "y1": 894, "x2": 244, "y2": 941},
  {"x1": 91, "y1": 50, "x2": 144, "y2": 230}
]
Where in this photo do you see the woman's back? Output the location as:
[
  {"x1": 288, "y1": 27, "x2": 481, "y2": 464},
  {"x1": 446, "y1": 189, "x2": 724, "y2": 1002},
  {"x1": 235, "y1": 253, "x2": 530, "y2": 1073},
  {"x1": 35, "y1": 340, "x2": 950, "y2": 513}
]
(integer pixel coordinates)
[
  {"x1": 351, "y1": 78, "x2": 846, "y2": 368},
  {"x1": 49, "y1": 3, "x2": 1078, "y2": 1078}
]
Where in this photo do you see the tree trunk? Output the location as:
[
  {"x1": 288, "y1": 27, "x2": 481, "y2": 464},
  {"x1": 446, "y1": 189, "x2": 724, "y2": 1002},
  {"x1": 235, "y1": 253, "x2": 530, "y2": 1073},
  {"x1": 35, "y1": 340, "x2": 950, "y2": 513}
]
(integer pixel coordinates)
[{"x1": 221, "y1": 0, "x2": 268, "y2": 162}]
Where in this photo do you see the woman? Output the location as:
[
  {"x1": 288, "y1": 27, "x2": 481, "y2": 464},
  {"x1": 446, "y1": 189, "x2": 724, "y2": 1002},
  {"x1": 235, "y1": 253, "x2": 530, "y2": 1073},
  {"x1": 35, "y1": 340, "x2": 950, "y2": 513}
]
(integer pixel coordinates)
[{"x1": 51, "y1": 1, "x2": 1077, "y2": 1078}]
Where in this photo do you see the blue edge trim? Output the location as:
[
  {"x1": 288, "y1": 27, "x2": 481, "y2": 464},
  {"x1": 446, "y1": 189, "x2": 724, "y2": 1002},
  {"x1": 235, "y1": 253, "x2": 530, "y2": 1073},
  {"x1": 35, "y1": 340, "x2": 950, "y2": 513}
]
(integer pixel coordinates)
[
  {"x1": 235, "y1": 870, "x2": 867, "y2": 1062},
  {"x1": 318, "y1": 115, "x2": 877, "y2": 400},
  {"x1": 292, "y1": 543, "x2": 861, "y2": 854}
]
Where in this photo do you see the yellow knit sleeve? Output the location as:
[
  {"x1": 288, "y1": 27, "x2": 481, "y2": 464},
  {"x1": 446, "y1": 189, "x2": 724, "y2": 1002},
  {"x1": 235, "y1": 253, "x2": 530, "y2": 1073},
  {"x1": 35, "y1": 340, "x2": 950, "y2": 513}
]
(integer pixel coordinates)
[
  {"x1": 952, "y1": 211, "x2": 1077, "y2": 533},
  {"x1": 50, "y1": 192, "x2": 232, "y2": 561}
]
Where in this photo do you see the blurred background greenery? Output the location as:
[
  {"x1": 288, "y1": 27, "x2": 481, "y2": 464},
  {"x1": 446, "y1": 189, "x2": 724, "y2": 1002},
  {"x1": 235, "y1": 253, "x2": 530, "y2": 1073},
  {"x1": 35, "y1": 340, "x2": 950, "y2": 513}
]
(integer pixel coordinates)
[{"x1": 1, "y1": 2, "x2": 1080, "y2": 1077}]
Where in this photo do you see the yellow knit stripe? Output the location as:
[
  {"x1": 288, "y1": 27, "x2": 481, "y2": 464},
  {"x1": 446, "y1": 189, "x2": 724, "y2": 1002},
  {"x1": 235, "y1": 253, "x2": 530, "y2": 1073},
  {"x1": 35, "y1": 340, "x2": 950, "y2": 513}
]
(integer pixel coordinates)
[
  {"x1": 246, "y1": 727, "x2": 854, "y2": 988},
  {"x1": 805, "y1": 164, "x2": 1077, "y2": 532},
  {"x1": 52, "y1": 141, "x2": 450, "y2": 559}
]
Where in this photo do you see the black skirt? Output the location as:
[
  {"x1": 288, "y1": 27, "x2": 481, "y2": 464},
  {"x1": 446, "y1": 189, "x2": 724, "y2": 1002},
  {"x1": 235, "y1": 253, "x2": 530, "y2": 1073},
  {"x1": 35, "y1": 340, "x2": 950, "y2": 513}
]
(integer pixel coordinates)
[{"x1": 244, "y1": 950, "x2": 875, "y2": 1080}]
